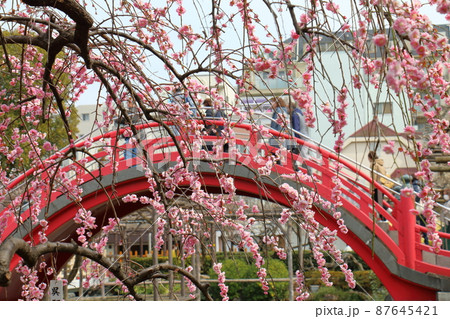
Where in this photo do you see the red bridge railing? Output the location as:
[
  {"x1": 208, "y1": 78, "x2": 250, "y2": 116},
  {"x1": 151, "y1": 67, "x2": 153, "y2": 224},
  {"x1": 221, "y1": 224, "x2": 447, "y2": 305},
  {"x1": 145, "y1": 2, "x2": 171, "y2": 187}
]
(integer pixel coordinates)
[{"x1": 1, "y1": 120, "x2": 449, "y2": 278}]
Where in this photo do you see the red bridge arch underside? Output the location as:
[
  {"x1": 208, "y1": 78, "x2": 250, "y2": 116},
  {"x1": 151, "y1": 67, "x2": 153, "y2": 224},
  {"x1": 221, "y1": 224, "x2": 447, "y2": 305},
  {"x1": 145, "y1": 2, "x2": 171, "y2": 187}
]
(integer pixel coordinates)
[{"x1": 0, "y1": 165, "x2": 441, "y2": 301}]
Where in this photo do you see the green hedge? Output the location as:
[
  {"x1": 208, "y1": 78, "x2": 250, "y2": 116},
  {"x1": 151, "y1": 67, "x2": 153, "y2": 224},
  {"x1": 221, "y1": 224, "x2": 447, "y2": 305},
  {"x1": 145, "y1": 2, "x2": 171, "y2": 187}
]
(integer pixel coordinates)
[
  {"x1": 304, "y1": 270, "x2": 386, "y2": 297},
  {"x1": 129, "y1": 251, "x2": 387, "y2": 301},
  {"x1": 208, "y1": 258, "x2": 289, "y2": 301}
]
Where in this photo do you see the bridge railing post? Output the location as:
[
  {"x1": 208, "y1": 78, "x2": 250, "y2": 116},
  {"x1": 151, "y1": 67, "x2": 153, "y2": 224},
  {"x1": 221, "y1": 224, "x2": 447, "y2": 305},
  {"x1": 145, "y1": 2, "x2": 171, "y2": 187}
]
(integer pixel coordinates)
[
  {"x1": 110, "y1": 133, "x2": 120, "y2": 162},
  {"x1": 319, "y1": 153, "x2": 333, "y2": 198},
  {"x1": 249, "y1": 128, "x2": 259, "y2": 157},
  {"x1": 397, "y1": 195, "x2": 416, "y2": 269}
]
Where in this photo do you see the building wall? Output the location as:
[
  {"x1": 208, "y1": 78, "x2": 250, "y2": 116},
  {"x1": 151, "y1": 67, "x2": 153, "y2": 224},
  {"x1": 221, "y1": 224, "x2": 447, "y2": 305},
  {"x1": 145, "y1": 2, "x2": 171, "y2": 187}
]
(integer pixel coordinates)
[
  {"x1": 193, "y1": 73, "x2": 236, "y2": 107},
  {"x1": 76, "y1": 104, "x2": 103, "y2": 137},
  {"x1": 307, "y1": 51, "x2": 409, "y2": 150}
]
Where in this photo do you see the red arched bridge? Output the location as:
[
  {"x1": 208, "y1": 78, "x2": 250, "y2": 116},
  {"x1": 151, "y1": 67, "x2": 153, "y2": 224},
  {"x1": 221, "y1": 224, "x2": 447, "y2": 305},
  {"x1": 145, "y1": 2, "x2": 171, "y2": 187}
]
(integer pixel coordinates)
[{"x1": 0, "y1": 119, "x2": 449, "y2": 300}]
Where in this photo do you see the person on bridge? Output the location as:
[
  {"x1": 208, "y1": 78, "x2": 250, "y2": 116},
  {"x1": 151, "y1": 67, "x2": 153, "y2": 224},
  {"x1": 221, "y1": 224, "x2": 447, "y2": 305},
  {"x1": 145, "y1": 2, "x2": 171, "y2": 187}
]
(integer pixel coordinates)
[
  {"x1": 412, "y1": 176, "x2": 429, "y2": 245},
  {"x1": 203, "y1": 98, "x2": 227, "y2": 153},
  {"x1": 288, "y1": 102, "x2": 309, "y2": 153},
  {"x1": 169, "y1": 87, "x2": 198, "y2": 139},
  {"x1": 287, "y1": 101, "x2": 310, "y2": 171},
  {"x1": 270, "y1": 97, "x2": 289, "y2": 150},
  {"x1": 368, "y1": 151, "x2": 387, "y2": 219},
  {"x1": 117, "y1": 105, "x2": 142, "y2": 161},
  {"x1": 171, "y1": 87, "x2": 197, "y2": 117},
  {"x1": 443, "y1": 190, "x2": 450, "y2": 250}
]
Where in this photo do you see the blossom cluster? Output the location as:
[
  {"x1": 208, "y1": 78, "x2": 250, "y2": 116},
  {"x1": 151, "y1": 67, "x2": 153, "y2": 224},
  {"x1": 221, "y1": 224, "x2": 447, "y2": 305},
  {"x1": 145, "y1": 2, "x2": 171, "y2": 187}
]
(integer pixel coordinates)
[
  {"x1": 213, "y1": 263, "x2": 229, "y2": 301},
  {"x1": 16, "y1": 264, "x2": 46, "y2": 301},
  {"x1": 74, "y1": 208, "x2": 98, "y2": 246}
]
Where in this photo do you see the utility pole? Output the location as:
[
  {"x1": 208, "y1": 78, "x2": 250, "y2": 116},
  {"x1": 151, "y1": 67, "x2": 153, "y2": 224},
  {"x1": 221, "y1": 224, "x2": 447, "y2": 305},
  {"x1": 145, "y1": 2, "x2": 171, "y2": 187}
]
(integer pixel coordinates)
[
  {"x1": 152, "y1": 212, "x2": 159, "y2": 301},
  {"x1": 287, "y1": 223, "x2": 294, "y2": 301},
  {"x1": 168, "y1": 233, "x2": 174, "y2": 299}
]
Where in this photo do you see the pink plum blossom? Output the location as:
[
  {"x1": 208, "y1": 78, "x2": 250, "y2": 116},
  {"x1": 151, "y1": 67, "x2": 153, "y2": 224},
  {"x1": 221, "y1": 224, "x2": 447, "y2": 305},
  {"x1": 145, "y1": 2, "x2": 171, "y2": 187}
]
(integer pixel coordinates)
[
  {"x1": 325, "y1": 1, "x2": 340, "y2": 13},
  {"x1": 383, "y1": 141, "x2": 396, "y2": 154},
  {"x1": 401, "y1": 187, "x2": 414, "y2": 198},
  {"x1": 373, "y1": 34, "x2": 387, "y2": 47}
]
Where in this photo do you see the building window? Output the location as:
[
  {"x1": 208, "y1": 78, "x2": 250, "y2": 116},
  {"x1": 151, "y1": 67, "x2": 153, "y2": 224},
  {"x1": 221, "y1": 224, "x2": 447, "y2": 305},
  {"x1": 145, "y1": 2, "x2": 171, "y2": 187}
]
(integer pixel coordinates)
[
  {"x1": 254, "y1": 70, "x2": 289, "y2": 90},
  {"x1": 318, "y1": 41, "x2": 347, "y2": 53},
  {"x1": 375, "y1": 102, "x2": 392, "y2": 115},
  {"x1": 81, "y1": 113, "x2": 90, "y2": 121}
]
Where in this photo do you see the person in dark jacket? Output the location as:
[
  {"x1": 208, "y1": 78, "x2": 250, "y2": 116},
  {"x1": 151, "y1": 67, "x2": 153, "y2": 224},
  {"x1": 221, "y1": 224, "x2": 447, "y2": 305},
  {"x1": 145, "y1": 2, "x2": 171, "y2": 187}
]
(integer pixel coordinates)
[
  {"x1": 204, "y1": 98, "x2": 227, "y2": 152},
  {"x1": 287, "y1": 102, "x2": 311, "y2": 171},
  {"x1": 288, "y1": 102, "x2": 303, "y2": 155},
  {"x1": 270, "y1": 97, "x2": 289, "y2": 150}
]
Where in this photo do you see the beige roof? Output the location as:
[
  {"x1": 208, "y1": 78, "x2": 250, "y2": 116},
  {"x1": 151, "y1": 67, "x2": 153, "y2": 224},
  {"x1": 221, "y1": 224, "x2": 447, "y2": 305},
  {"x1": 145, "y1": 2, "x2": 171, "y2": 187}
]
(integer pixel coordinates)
[{"x1": 349, "y1": 118, "x2": 399, "y2": 138}]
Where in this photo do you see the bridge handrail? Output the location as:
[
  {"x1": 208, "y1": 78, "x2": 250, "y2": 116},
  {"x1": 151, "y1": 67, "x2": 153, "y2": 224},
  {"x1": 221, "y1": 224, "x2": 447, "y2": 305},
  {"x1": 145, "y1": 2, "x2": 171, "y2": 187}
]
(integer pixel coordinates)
[
  {"x1": 0, "y1": 117, "x2": 438, "y2": 226},
  {"x1": 4, "y1": 114, "x2": 448, "y2": 225},
  {"x1": 250, "y1": 111, "x2": 450, "y2": 223},
  {"x1": 114, "y1": 119, "x2": 401, "y2": 225}
]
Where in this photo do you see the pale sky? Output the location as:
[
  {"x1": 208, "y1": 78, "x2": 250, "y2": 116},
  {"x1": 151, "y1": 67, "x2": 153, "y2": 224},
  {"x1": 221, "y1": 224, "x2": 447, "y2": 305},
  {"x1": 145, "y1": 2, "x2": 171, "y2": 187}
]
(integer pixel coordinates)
[{"x1": 75, "y1": 0, "x2": 448, "y2": 105}]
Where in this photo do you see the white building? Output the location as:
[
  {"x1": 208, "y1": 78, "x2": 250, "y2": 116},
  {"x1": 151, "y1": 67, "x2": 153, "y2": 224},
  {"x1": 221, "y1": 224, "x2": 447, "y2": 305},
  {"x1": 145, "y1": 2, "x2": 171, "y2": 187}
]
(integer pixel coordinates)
[
  {"x1": 241, "y1": 25, "x2": 449, "y2": 184},
  {"x1": 76, "y1": 104, "x2": 103, "y2": 137}
]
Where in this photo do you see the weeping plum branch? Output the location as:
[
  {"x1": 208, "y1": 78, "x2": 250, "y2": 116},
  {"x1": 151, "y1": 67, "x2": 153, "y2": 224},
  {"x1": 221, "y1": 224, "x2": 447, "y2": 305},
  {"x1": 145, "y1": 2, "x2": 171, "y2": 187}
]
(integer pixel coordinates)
[{"x1": 0, "y1": 238, "x2": 212, "y2": 301}]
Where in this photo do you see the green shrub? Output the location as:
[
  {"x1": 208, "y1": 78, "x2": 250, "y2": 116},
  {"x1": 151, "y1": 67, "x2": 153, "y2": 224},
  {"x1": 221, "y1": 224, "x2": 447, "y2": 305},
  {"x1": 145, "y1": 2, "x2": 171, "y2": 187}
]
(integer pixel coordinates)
[
  {"x1": 366, "y1": 271, "x2": 389, "y2": 301},
  {"x1": 247, "y1": 259, "x2": 290, "y2": 301},
  {"x1": 129, "y1": 256, "x2": 171, "y2": 270},
  {"x1": 304, "y1": 270, "x2": 383, "y2": 293},
  {"x1": 129, "y1": 251, "x2": 386, "y2": 301},
  {"x1": 208, "y1": 258, "x2": 290, "y2": 301},
  {"x1": 208, "y1": 259, "x2": 249, "y2": 301}
]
